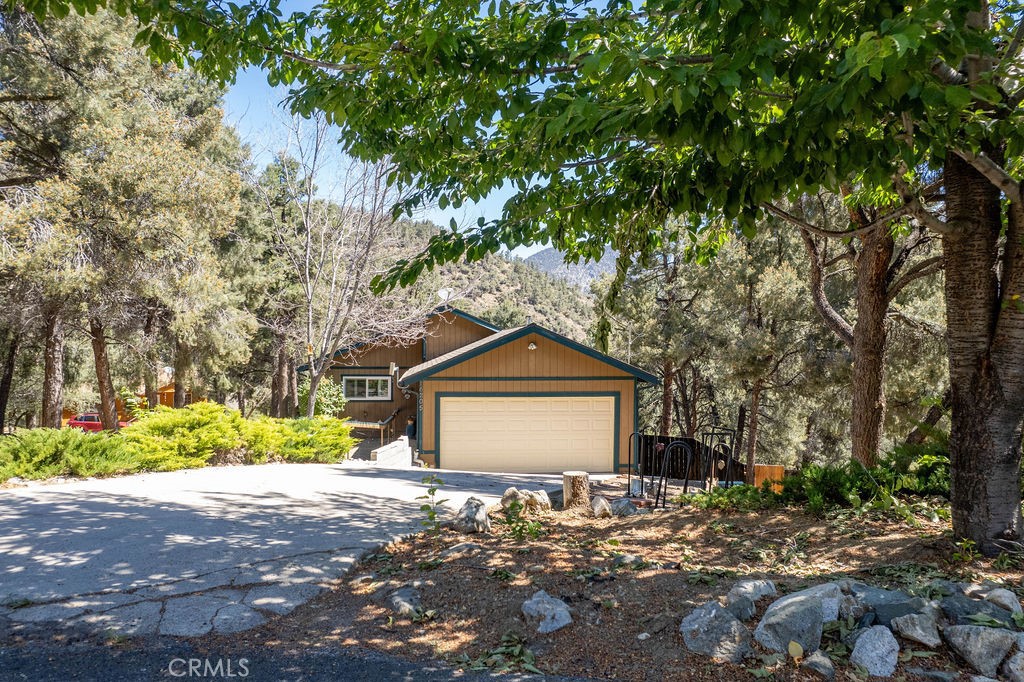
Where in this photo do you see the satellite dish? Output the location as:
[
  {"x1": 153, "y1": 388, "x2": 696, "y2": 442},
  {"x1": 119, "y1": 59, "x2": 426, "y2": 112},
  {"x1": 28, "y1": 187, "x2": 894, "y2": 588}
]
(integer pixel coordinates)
[{"x1": 436, "y1": 288, "x2": 452, "y2": 303}]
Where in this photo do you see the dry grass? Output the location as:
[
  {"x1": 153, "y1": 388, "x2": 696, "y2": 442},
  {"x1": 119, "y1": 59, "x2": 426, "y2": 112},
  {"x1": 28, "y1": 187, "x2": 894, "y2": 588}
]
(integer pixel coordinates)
[{"x1": 203, "y1": 479, "x2": 1024, "y2": 681}]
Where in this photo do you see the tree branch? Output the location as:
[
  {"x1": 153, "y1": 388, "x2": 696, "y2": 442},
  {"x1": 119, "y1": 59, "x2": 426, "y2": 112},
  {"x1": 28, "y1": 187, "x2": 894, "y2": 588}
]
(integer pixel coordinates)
[
  {"x1": 762, "y1": 202, "x2": 881, "y2": 239},
  {"x1": 799, "y1": 228, "x2": 854, "y2": 347},
  {"x1": 953, "y1": 149, "x2": 1022, "y2": 201},
  {"x1": 887, "y1": 256, "x2": 944, "y2": 302}
]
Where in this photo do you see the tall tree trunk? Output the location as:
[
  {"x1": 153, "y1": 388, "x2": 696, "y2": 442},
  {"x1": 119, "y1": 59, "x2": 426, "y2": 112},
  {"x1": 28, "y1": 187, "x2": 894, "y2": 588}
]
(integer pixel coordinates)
[
  {"x1": 735, "y1": 402, "x2": 747, "y2": 466},
  {"x1": 271, "y1": 336, "x2": 289, "y2": 418},
  {"x1": 306, "y1": 371, "x2": 322, "y2": 418},
  {"x1": 142, "y1": 308, "x2": 159, "y2": 409},
  {"x1": 850, "y1": 228, "x2": 893, "y2": 467},
  {"x1": 943, "y1": 149, "x2": 1024, "y2": 553},
  {"x1": 287, "y1": 358, "x2": 298, "y2": 418},
  {"x1": 0, "y1": 329, "x2": 19, "y2": 433},
  {"x1": 659, "y1": 358, "x2": 673, "y2": 436},
  {"x1": 745, "y1": 380, "x2": 762, "y2": 485},
  {"x1": 173, "y1": 338, "x2": 190, "y2": 408},
  {"x1": 89, "y1": 318, "x2": 119, "y2": 431},
  {"x1": 41, "y1": 302, "x2": 65, "y2": 429},
  {"x1": 237, "y1": 389, "x2": 247, "y2": 417}
]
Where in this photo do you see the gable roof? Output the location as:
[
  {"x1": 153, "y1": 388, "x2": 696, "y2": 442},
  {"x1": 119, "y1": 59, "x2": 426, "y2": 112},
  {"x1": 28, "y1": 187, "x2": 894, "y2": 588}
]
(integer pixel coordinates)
[
  {"x1": 398, "y1": 323, "x2": 659, "y2": 386},
  {"x1": 297, "y1": 306, "x2": 500, "y2": 372}
]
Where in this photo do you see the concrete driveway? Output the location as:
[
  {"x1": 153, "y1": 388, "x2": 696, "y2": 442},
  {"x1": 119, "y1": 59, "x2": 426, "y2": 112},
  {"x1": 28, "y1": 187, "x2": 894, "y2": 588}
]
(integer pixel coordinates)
[{"x1": 0, "y1": 462, "x2": 570, "y2": 639}]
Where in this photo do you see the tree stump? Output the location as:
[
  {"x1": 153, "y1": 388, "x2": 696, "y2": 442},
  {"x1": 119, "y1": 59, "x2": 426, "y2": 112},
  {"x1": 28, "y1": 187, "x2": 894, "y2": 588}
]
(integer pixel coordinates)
[{"x1": 562, "y1": 471, "x2": 591, "y2": 509}]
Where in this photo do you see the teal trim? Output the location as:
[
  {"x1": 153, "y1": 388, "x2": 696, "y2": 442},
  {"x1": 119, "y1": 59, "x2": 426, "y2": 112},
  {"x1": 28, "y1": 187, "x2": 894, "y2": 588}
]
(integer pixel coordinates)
[
  {"x1": 433, "y1": 391, "x2": 620, "y2": 472},
  {"x1": 441, "y1": 306, "x2": 501, "y2": 332},
  {"x1": 330, "y1": 366, "x2": 397, "y2": 371},
  {"x1": 402, "y1": 323, "x2": 659, "y2": 386},
  {"x1": 422, "y1": 376, "x2": 635, "y2": 382}
]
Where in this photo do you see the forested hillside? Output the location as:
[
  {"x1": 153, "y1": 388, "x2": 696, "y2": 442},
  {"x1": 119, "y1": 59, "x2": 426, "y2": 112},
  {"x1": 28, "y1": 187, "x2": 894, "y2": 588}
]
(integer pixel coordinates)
[{"x1": 525, "y1": 245, "x2": 616, "y2": 290}]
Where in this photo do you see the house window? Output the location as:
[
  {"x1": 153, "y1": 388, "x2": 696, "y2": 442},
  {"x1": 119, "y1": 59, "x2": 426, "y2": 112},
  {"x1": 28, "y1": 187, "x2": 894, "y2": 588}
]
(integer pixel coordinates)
[{"x1": 343, "y1": 376, "x2": 392, "y2": 401}]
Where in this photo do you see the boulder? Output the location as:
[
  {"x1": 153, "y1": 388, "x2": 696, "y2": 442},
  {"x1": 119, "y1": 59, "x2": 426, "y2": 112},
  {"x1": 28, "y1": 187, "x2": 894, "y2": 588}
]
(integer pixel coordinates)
[
  {"x1": 873, "y1": 597, "x2": 931, "y2": 626},
  {"x1": 610, "y1": 498, "x2": 639, "y2": 517},
  {"x1": 678, "y1": 601, "x2": 753, "y2": 663},
  {"x1": 446, "y1": 497, "x2": 491, "y2": 534},
  {"x1": 727, "y1": 579, "x2": 777, "y2": 604},
  {"x1": 890, "y1": 611, "x2": 942, "y2": 648},
  {"x1": 500, "y1": 487, "x2": 528, "y2": 510},
  {"x1": 754, "y1": 586, "x2": 834, "y2": 653},
  {"x1": 591, "y1": 495, "x2": 612, "y2": 518},
  {"x1": 524, "y1": 490, "x2": 552, "y2": 511},
  {"x1": 611, "y1": 554, "x2": 642, "y2": 570},
  {"x1": 439, "y1": 542, "x2": 482, "y2": 559},
  {"x1": 801, "y1": 649, "x2": 835, "y2": 680},
  {"x1": 521, "y1": 590, "x2": 572, "y2": 634},
  {"x1": 849, "y1": 625, "x2": 900, "y2": 678},
  {"x1": 848, "y1": 582, "x2": 911, "y2": 610},
  {"x1": 1003, "y1": 652, "x2": 1024, "y2": 682},
  {"x1": 983, "y1": 588, "x2": 1023, "y2": 615},
  {"x1": 940, "y1": 593, "x2": 1015, "y2": 626},
  {"x1": 386, "y1": 587, "x2": 422, "y2": 618},
  {"x1": 725, "y1": 596, "x2": 756, "y2": 622},
  {"x1": 943, "y1": 625, "x2": 1017, "y2": 678}
]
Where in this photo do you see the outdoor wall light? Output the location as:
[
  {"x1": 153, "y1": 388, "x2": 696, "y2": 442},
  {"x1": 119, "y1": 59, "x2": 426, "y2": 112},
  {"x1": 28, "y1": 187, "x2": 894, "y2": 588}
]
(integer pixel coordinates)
[{"x1": 527, "y1": 342, "x2": 538, "y2": 351}]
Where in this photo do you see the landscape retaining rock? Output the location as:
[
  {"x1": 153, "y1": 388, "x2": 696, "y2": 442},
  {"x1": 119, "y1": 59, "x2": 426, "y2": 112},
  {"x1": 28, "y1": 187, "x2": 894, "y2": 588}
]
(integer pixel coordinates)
[
  {"x1": 591, "y1": 495, "x2": 612, "y2": 518},
  {"x1": 386, "y1": 586, "x2": 422, "y2": 618},
  {"x1": 522, "y1": 590, "x2": 572, "y2": 634},
  {"x1": 801, "y1": 649, "x2": 835, "y2": 680},
  {"x1": 890, "y1": 611, "x2": 942, "y2": 648},
  {"x1": 1003, "y1": 652, "x2": 1024, "y2": 682},
  {"x1": 524, "y1": 490, "x2": 552, "y2": 511},
  {"x1": 727, "y1": 579, "x2": 777, "y2": 604},
  {"x1": 849, "y1": 625, "x2": 900, "y2": 677},
  {"x1": 678, "y1": 601, "x2": 753, "y2": 663},
  {"x1": 724, "y1": 595, "x2": 755, "y2": 622},
  {"x1": 983, "y1": 588, "x2": 1023, "y2": 614},
  {"x1": 753, "y1": 583, "x2": 843, "y2": 654},
  {"x1": 943, "y1": 624, "x2": 1017, "y2": 677},
  {"x1": 609, "y1": 498, "x2": 639, "y2": 516},
  {"x1": 940, "y1": 593, "x2": 1015, "y2": 626},
  {"x1": 447, "y1": 497, "x2": 491, "y2": 534},
  {"x1": 501, "y1": 488, "x2": 528, "y2": 509}
]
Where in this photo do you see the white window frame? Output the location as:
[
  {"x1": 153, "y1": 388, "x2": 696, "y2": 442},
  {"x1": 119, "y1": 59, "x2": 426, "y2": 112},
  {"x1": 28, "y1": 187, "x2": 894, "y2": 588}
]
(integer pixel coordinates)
[{"x1": 342, "y1": 375, "x2": 392, "y2": 402}]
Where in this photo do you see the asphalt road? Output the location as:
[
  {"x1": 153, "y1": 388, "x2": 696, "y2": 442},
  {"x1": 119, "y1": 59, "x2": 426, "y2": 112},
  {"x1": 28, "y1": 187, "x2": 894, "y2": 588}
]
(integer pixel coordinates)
[{"x1": 0, "y1": 462, "x2": 574, "y2": 638}]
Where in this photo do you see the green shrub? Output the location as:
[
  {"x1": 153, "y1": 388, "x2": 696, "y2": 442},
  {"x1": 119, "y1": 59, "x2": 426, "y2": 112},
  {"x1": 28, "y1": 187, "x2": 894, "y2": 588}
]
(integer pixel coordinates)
[
  {"x1": 0, "y1": 428, "x2": 139, "y2": 481},
  {"x1": 0, "y1": 403, "x2": 358, "y2": 482},
  {"x1": 297, "y1": 376, "x2": 347, "y2": 417},
  {"x1": 677, "y1": 483, "x2": 780, "y2": 512}
]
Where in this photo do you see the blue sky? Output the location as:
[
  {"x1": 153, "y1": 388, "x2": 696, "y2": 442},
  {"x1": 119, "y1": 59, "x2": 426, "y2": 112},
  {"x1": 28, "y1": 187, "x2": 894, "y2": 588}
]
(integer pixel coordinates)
[{"x1": 222, "y1": 67, "x2": 545, "y2": 258}]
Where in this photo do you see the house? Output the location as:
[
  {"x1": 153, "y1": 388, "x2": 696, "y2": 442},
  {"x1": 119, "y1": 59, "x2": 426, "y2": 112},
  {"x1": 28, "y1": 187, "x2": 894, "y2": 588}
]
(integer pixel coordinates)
[{"x1": 326, "y1": 307, "x2": 658, "y2": 474}]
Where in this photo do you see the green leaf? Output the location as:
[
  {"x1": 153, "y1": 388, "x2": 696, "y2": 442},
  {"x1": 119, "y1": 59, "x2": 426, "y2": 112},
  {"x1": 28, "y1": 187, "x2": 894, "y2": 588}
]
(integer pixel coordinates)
[
  {"x1": 944, "y1": 86, "x2": 973, "y2": 109},
  {"x1": 422, "y1": 27, "x2": 438, "y2": 49}
]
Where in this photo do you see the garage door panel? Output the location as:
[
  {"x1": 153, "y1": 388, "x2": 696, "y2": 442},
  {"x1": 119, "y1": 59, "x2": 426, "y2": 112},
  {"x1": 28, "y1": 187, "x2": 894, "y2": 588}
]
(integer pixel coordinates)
[{"x1": 439, "y1": 395, "x2": 615, "y2": 473}]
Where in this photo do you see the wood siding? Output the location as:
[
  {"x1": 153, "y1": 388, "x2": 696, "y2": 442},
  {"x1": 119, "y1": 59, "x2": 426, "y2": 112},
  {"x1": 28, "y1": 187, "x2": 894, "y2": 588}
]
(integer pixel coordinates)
[
  {"x1": 424, "y1": 312, "x2": 494, "y2": 359},
  {"x1": 434, "y1": 331, "x2": 633, "y2": 379},
  {"x1": 329, "y1": 341, "x2": 421, "y2": 425}
]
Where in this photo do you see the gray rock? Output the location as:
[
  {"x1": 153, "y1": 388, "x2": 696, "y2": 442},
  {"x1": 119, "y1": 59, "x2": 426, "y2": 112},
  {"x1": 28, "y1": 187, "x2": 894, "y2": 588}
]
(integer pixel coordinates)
[
  {"x1": 874, "y1": 597, "x2": 931, "y2": 626},
  {"x1": 839, "y1": 594, "x2": 866, "y2": 620},
  {"x1": 890, "y1": 611, "x2": 942, "y2": 648},
  {"x1": 522, "y1": 590, "x2": 572, "y2": 634},
  {"x1": 943, "y1": 625, "x2": 1017, "y2": 677},
  {"x1": 727, "y1": 579, "x2": 777, "y2": 603},
  {"x1": 971, "y1": 677, "x2": 999, "y2": 682},
  {"x1": 849, "y1": 625, "x2": 899, "y2": 678},
  {"x1": 591, "y1": 495, "x2": 612, "y2": 518},
  {"x1": 609, "y1": 498, "x2": 639, "y2": 516},
  {"x1": 856, "y1": 612, "x2": 876, "y2": 629},
  {"x1": 940, "y1": 593, "x2": 1015, "y2": 626},
  {"x1": 984, "y1": 588, "x2": 1023, "y2": 615},
  {"x1": 548, "y1": 489, "x2": 564, "y2": 510},
  {"x1": 1003, "y1": 652, "x2": 1024, "y2": 682},
  {"x1": 386, "y1": 587, "x2": 422, "y2": 618},
  {"x1": 447, "y1": 496, "x2": 491, "y2": 534},
  {"x1": 212, "y1": 603, "x2": 265, "y2": 634},
  {"x1": 438, "y1": 542, "x2": 483, "y2": 559},
  {"x1": 801, "y1": 649, "x2": 835, "y2": 680},
  {"x1": 678, "y1": 601, "x2": 753, "y2": 663},
  {"x1": 927, "y1": 579, "x2": 964, "y2": 598},
  {"x1": 848, "y1": 582, "x2": 911, "y2": 610},
  {"x1": 754, "y1": 587, "x2": 828, "y2": 653},
  {"x1": 611, "y1": 554, "x2": 642, "y2": 570},
  {"x1": 524, "y1": 490, "x2": 552, "y2": 511},
  {"x1": 905, "y1": 668, "x2": 957, "y2": 682},
  {"x1": 501, "y1": 487, "x2": 528, "y2": 510},
  {"x1": 725, "y1": 596, "x2": 756, "y2": 622}
]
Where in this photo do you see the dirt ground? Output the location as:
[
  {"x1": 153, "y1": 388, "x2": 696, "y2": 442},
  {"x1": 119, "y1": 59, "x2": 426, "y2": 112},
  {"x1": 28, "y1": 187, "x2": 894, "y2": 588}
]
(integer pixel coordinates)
[{"x1": 197, "y1": 476, "x2": 1022, "y2": 681}]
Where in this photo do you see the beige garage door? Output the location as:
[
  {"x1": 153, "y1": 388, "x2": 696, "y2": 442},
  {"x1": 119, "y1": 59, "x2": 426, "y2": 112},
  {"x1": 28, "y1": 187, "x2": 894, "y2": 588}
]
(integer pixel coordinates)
[{"x1": 438, "y1": 395, "x2": 615, "y2": 473}]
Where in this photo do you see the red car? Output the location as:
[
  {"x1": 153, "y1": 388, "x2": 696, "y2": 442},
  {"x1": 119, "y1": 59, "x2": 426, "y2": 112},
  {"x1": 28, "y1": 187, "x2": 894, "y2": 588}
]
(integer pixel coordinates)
[{"x1": 67, "y1": 413, "x2": 128, "y2": 431}]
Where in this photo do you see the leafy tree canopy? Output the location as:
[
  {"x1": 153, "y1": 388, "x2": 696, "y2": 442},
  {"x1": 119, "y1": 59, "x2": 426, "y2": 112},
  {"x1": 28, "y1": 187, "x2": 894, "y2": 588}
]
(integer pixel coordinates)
[{"x1": 12, "y1": 0, "x2": 1021, "y2": 286}]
